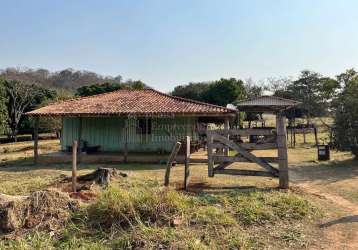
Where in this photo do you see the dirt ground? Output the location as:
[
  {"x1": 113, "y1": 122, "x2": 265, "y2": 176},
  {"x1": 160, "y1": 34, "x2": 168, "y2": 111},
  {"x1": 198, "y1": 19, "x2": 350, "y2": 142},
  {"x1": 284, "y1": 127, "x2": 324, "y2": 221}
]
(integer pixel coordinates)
[
  {"x1": 0, "y1": 138, "x2": 357, "y2": 249},
  {"x1": 290, "y1": 159, "x2": 358, "y2": 250}
]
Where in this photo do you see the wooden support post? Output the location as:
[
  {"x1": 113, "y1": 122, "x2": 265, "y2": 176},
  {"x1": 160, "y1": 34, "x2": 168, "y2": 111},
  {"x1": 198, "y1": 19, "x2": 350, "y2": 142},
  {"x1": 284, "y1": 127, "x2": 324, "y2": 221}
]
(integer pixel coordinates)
[
  {"x1": 33, "y1": 117, "x2": 39, "y2": 164},
  {"x1": 224, "y1": 118, "x2": 230, "y2": 156},
  {"x1": 276, "y1": 113, "x2": 289, "y2": 189},
  {"x1": 124, "y1": 121, "x2": 128, "y2": 163},
  {"x1": 77, "y1": 117, "x2": 82, "y2": 163},
  {"x1": 145, "y1": 117, "x2": 148, "y2": 143},
  {"x1": 72, "y1": 140, "x2": 78, "y2": 192},
  {"x1": 314, "y1": 127, "x2": 318, "y2": 146},
  {"x1": 293, "y1": 118, "x2": 296, "y2": 148},
  {"x1": 184, "y1": 136, "x2": 191, "y2": 191},
  {"x1": 164, "y1": 142, "x2": 182, "y2": 186},
  {"x1": 207, "y1": 133, "x2": 214, "y2": 177}
]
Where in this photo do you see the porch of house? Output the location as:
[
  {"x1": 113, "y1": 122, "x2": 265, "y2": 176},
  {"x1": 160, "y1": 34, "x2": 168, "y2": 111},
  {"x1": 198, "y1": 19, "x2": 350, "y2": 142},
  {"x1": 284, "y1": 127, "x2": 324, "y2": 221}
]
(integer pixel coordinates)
[{"x1": 38, "y1": 148, "x2": 208, "y2": 164}]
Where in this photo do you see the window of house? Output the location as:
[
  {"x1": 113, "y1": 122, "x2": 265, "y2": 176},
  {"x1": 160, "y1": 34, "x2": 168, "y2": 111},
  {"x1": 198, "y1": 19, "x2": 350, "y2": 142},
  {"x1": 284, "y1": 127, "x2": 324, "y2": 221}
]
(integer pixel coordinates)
[{"x1": 137, "y1": 118, "x2": 152, "y2": 134}]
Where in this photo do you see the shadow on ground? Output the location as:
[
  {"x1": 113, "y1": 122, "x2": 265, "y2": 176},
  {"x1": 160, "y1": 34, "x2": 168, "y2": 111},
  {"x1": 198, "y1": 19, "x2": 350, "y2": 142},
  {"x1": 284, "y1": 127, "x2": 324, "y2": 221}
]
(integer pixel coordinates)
[
  {"x1": 320, "y1": 215, "x2": 358, "y2": 228},
  {"x1": 0, "y1": 157, "x2": 166, "y2": 172},
  {"x1": 291, "y1": 159, "x2": 358, "y2": 183}
]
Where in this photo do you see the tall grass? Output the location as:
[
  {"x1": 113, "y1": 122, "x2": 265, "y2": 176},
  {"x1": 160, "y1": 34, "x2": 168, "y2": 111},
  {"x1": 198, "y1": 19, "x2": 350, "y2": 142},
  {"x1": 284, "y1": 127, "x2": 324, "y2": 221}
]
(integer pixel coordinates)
[{"x1": 0, "y1": 180, "x2": 320, "y2": 249}]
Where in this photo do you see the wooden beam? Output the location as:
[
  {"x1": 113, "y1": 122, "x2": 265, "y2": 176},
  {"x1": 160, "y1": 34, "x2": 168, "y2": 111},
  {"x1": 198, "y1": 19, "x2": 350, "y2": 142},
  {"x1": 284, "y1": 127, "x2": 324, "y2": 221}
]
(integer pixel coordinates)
[
  {"x1": 33, "y1": 116, "x2": 39, "y2": 164},
  {"x1": 212, "y1": 155, "x2": 278, "y2": 163},
  {"x1": 210, "y1": 128, "x2": 274, "y2": 136},
  {"x1": 214, "y1": 169, "x2": 276, "y2": 177},
  {"x1": 184, "y1": 136, "x2": 190, "y2": 191},
  {"x1": 212, "y1": 134, "x2": 279, "y2": 176},
  {"x1": 212, "y1": 142, "x2": 277, "y2": 150},
  {"x1": 276, "y1": 113, "x2": 289, "y2": 189},
  {"x1": 207, "y1": 134, "x2": 214, "y2": 177},
  {"x1": 164, "y1": 142, "x2": 182, "y2": 186}
]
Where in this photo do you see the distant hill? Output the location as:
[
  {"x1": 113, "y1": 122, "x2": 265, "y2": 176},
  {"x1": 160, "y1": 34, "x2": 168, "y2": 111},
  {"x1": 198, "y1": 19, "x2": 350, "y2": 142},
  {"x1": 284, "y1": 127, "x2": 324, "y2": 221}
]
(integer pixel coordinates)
[{"x1": 0, "y1": 67, "x2": 124, "y2": 91}]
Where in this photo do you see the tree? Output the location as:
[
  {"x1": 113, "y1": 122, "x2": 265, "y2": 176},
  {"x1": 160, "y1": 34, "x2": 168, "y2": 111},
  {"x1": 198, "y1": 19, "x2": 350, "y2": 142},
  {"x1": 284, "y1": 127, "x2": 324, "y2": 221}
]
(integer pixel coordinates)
[
  {"x1": 76, "y1": 81, "x2": 146, "y2": 97},
  {"x1": 172, "y1": 78, "x2": 246, "y2": 107},
  {"x1": 36, "y1": 89, "x2": 73, "y2": 137},
  {"x1": 332, "y1": 69, "x2": 358, "y2": 157},
  {"x1": 244, "y1": 78, "x2": 263, "y2": 98},
  {"x1": 4, "y1": 80, "x2": 56, "y2": 141},
  {"x1": 171, "y1": 82, "x2": 210, "y2": 102},
  {"x1": 271, "y1": 71, "x2": 339, "y2": 124},
  {"x1": 0, "y1": 78, "x2": 8, "y2": 135},
  {"x1": 203, "y1": 78, "x2": 246, "y2": 106},
  {"x1": 243, "y1": 78, "x2": 263, "y2": 127}
]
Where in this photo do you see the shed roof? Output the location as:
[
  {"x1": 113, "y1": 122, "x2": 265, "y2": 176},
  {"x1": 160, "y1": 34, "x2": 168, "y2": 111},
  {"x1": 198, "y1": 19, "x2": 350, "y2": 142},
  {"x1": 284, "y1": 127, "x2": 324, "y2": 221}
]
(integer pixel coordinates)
[
  {"x1": 27, "y1": 89, "x2": 237, "y2": 117},
  {"x1": 237, "y1": 96, "x2": 301, "y2": 112}
]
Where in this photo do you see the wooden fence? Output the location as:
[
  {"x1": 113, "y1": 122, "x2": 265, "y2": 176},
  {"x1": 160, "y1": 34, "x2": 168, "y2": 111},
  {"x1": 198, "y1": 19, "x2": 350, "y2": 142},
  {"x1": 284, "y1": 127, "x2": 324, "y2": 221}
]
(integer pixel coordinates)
[{"x1": 207, "y1": 113, "x2": 289, "y2": 189}]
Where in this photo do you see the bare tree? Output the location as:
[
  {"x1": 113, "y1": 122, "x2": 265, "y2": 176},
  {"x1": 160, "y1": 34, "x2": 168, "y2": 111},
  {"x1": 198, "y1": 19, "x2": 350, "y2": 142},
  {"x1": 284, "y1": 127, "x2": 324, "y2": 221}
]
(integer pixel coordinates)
[{"x1": 4, "y1": 80, "x2": 42, "y2": 141}]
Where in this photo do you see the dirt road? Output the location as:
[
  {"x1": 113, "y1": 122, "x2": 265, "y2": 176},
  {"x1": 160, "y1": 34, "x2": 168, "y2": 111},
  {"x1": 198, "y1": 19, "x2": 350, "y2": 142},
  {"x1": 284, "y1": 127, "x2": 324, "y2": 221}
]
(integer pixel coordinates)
[{"x1": 290, "y1": 168, "x2": 358, "y2": 250}]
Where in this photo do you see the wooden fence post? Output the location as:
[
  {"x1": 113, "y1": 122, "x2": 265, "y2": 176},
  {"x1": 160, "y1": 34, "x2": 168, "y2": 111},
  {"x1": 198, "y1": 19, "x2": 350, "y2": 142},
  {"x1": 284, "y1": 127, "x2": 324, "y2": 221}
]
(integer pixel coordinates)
[
  {"x1": 276, "y1": 113, "x2": 289, "y2": 189},
  {"x1": 184, "y1": 136, "x2": 191, "y2": 191},
  {"x1": 33, "y1": 117, "x2": 39, "y2": 165},
  {"x1": 164, "y1": 142, "x2": 182, "y2": 186},
  {"x1": 207, "y1": 133, "x2": 214, "y2": 177},
  {"x1": 72, "y1": 140, "x2": 78, "y2": 192}
]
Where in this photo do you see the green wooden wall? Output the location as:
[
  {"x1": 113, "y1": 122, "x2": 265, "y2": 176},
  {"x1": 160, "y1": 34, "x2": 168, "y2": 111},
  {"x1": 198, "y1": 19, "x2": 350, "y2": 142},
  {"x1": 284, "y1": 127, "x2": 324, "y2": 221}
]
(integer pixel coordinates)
[{"x1": 61, "y1": 116, "x2": 198, "y2": 153}]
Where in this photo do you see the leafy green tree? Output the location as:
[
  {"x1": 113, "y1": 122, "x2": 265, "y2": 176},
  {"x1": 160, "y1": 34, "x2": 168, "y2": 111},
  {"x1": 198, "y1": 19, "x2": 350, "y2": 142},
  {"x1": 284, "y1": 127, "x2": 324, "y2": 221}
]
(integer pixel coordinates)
[
  {"x1": 272, "y1": 71, "x2": 339, "y2": 123},
  {"x1": 171, "y1": 82, "x2": 210, "y2": 102},
  {"x1": 203, "y1": 78, "x2": 246, "y2": 106},
  {"x1": 172, "y1": 78, "x2": 246, "y2": 107},
  {"x1": 76, "y1": 81, "x2": 145, "y2": 97},
  {"x1": 332, "y1": 69, "x2": 358, "y2": 157}
]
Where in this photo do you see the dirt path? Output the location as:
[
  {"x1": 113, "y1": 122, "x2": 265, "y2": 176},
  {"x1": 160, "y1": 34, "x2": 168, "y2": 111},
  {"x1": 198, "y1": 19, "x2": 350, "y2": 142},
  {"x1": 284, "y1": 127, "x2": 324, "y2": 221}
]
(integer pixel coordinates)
[{"x1": 290, "y1": 169, "x2": 358, "y2": 250}]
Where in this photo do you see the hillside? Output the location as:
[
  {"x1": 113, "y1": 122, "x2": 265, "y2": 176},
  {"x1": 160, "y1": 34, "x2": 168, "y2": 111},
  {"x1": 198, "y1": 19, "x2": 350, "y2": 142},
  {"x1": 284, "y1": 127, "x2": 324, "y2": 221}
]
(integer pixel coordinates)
[{"x1": 0, "y1": 67, "x2": 123, "y2": 91}]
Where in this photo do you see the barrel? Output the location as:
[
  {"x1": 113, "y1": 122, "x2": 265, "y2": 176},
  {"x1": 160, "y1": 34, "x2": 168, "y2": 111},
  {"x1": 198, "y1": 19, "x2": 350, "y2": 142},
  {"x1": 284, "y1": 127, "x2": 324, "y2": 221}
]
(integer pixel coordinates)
[{"x1": 317, "y1": 144, "x2": 330, "y2": 161}]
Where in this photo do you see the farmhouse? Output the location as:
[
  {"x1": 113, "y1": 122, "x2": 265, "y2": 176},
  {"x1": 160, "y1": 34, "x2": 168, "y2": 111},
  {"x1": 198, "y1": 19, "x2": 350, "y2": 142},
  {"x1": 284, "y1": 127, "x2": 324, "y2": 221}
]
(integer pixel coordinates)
[{"x1": 27, "y1": 88, "x2": 237, "y2": 160}]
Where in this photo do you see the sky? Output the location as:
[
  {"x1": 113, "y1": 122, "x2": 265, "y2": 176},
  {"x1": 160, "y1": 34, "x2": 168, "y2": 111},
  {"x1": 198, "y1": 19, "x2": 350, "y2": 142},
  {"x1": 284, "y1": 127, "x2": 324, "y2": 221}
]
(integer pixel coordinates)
[{"x1": 0, "y1": 0, "x2": 358, "y2": 92}]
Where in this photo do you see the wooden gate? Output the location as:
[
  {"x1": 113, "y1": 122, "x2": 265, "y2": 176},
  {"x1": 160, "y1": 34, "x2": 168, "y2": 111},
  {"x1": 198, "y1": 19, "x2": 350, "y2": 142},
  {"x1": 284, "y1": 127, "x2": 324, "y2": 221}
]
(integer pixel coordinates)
[{"x1": 207, "y1": 114, "x2": 289, "y2": 188}]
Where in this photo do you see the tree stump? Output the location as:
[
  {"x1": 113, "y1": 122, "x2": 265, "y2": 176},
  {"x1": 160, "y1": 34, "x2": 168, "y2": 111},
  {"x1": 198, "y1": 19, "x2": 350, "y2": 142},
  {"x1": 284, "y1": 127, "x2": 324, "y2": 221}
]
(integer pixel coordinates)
[{"x1": 72, "y1": 168, "x2": 127, "y2": 187}]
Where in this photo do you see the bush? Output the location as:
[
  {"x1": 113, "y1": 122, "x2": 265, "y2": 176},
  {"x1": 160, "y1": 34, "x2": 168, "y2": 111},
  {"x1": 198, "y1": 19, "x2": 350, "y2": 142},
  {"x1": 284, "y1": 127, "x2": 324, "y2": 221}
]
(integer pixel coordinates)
[{"x1": 333, "y1": 69, "x2": 358, "y2": 157}]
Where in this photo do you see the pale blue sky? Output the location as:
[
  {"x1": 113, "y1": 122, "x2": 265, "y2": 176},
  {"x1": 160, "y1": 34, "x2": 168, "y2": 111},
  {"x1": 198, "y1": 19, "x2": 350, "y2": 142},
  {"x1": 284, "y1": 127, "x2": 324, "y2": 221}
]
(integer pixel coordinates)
[{"x1": 0, "y1": 0, "x2": 357, "y2": 91}]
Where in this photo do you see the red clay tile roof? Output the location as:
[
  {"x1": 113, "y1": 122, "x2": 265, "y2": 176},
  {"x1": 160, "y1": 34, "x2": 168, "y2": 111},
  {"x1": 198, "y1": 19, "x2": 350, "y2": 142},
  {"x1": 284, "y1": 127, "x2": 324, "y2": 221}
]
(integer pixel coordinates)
[{"x1": 27, "y1": 89, "x2": 236, "y2": 117}]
